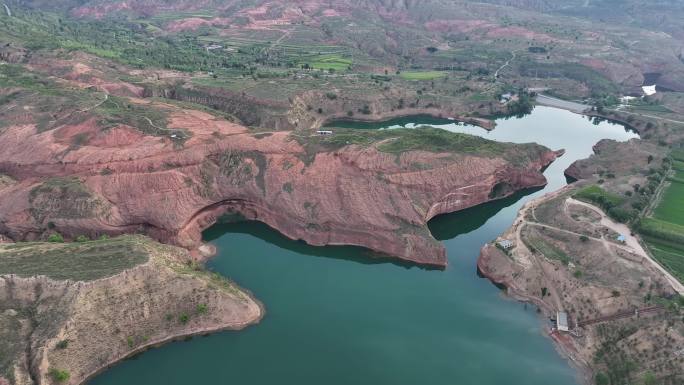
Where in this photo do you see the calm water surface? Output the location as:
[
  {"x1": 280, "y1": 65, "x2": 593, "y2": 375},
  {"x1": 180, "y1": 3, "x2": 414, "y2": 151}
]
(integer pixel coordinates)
[{"x1": 90, "y1": 107, "x2": 638, "y2": 385}]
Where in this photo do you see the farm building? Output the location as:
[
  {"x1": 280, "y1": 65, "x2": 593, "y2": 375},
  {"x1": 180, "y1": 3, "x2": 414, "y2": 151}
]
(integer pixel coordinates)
[{"x1": 497, "y1": 239, "x2": 513, "y2": 250}]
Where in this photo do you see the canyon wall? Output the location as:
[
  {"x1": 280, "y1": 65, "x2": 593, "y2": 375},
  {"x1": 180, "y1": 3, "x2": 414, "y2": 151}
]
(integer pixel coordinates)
[{"x1": 0, "y1": 104, "x2": 558, "y2": 267}]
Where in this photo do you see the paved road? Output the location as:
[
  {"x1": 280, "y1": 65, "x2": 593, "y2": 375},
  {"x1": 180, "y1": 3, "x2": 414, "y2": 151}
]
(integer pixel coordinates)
[
  {"x1": 537, "y1": 94, "x2": 684, "y2": 126},
  {"x1": 536, "y1": 94, "x2": 590, "y2": 114}
]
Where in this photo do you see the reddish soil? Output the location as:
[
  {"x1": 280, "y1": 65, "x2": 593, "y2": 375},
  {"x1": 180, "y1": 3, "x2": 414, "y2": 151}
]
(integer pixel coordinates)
[
  {"x1": 166, "y1": 17, "x2": 232, "y2": 32},
  {"x1": 0, "y1": 102, "x2": 557, "y2": 267}
]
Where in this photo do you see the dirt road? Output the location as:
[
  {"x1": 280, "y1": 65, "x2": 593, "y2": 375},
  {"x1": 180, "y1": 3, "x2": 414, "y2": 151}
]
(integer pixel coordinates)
[{"x1": 566, "y1": 198, "x2": 684, "y2": 294}]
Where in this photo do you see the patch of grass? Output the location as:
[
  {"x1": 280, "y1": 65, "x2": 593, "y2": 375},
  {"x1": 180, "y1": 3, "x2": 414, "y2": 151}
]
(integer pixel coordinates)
[
  {"x1": 399, "y1": 71, "x2": 447, "y2": 80},
  {"x1": 574, "y1": 185, "x2": 625, "y2": 207},
  {"x1": 625, "y1": 104, "x2": 673, "y2": 114},
  {"x1": 0, "y1": 235, "x2": 150, "y2": 281},
  {"x1": 95, "y1": 96, "x2": 189, "y2": 139},
  {"x1": 573, "y1": 185, "x2": 636, "y2": 222},
  {"x1": 524, "y1": 236, "x2": 571, "y2": 265},
  {"x1": 303, "y1": 54, "x2": 352, "y2": 71},
  {"x1": 294, "y1": 127, "x2": 546, "y2": 167}
]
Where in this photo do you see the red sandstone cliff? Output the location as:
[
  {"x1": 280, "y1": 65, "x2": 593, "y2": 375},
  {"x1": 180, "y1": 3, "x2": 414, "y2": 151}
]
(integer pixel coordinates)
[{"x1": 0, "y1": 104, "x2": 558, "y2": 267}]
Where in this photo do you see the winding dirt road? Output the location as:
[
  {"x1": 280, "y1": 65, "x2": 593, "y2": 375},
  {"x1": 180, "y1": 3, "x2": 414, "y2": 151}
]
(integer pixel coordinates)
[{"x1": 566, "y1": 197, "x2": 684, "y2": 294}]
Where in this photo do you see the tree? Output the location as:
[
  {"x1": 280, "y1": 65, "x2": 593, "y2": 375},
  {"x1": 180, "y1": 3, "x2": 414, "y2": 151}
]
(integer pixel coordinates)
[{"x1": 595, "y1": 372, "x2": 609, "y2": 385}]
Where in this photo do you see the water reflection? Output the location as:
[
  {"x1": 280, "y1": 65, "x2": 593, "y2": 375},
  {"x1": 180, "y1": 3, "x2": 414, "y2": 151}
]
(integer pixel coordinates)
[
  {"x1": 205, "y1": 221, "x2": 435, "y2": 270},
  {"x1": 428, "y1": 187, "x2": 542, "y2": 241}
]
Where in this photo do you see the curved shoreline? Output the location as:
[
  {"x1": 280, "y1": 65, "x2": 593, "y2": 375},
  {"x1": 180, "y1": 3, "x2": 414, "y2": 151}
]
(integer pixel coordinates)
[{"x1": 78, "y1": 295, "x2": 266, "y2": 385}]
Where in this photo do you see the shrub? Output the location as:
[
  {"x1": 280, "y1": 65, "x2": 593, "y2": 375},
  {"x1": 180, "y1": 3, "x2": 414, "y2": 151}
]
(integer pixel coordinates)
[
  {"x1": 595, "y1": 372, "x2": 609, "y2": 385},
  {"x1": 196, "y1": 304, "x2": 208, "y2": 315},
  {"x1": 47, "y1": 233, "x2": 64, "y2": 243},
  {"x1": 179, "y1": 313, "x2": 190, "y2": 325},
  {"x1": 579, "y1": 235, "x2": 589, "y2": 242},
  {"x1": 49, "y1": 368, "x2": 70, "y2": 382},
  {"x1": 75, "y1": 235, "x2": 89, "y2": 242},
  {"x1": 56, "y1": 339, "x2": 69, "y2": 349}
]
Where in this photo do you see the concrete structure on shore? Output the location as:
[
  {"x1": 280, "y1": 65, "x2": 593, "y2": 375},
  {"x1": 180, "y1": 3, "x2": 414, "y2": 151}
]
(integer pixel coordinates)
[{"x1": 556, "y1": 311, "x2": 569, "y2": 332}]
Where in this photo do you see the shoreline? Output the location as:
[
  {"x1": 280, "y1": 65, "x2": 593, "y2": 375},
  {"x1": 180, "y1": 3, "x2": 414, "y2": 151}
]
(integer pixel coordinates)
[
  {"x1": 476, "y1": 186, "x2": 594, "y2": 385},
  {"x1": 77, "y1": 280, "x2": 266, "y2": 385},
  {"x1": 317, "y1": 108, "x2": 496, "y2": 131}
]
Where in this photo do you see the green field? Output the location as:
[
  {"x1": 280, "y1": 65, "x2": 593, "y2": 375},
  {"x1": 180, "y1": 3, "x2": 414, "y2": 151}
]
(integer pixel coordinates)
[
  {"x1": 653, "y1": 178, "x2": 684, "y2": 226},
  {"x1": 0, "y1": 235, "x2": 150, "y2": 281},
  {"x1": 399, "y1": 71, "x2": 447, "y2": 80},
  {"x1": 644, "y1": 236, "x2": 684, "y2": 283},
  {"x1": 641, "y1": 154, "x2": 684, "y2": 283},
  {"x1": 573, "y1": 185, "x2": 624, "y2": 207},
  {"x1": 303, "y1": 54, "x2": 352, "y2": 71}
]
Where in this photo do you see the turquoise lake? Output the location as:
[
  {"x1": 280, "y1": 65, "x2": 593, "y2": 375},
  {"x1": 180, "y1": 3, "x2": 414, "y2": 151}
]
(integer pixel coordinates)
[{"x1": 90, "y1": 106, "x2": 638, "y2": 385}]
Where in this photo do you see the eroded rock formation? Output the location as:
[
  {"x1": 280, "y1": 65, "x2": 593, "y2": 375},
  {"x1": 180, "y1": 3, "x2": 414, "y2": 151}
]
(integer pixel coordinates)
[{"x1": 0, "y1": 102, "x2": 558, "y2": 267}]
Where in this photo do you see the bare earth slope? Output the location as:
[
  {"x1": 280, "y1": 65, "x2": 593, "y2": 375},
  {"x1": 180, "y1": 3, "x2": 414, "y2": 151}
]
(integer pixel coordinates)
[{"x1": 0, "y1": 235, "x2": 262, "y2": 385}]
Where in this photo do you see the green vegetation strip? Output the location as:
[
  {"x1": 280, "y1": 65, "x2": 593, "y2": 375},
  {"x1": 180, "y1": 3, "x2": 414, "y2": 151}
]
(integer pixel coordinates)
[
  {"x1": 296, "y1": 126, "x2": 546, "y2": 166},
  {"x1": 399, "y1": 71, "x2": 447, "y2": 80},
  {"x1": 0, "y1": 235, "x2": 150, "y2": 281}
]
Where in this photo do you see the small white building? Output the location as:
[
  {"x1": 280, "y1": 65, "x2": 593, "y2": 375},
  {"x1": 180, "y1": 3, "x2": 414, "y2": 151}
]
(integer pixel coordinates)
[
  {"x1": 556, "y1": 311, "x2": 569, "y2": 332},
  {"x1": 316, "y1": 130, "x2": 333, "y2": 136},
  {"x1": 642, "y1": 85, "x2": 657, "y2": 96},
  {"x1": 497, "y1": 239, "x2": 513, "y2": 250}
]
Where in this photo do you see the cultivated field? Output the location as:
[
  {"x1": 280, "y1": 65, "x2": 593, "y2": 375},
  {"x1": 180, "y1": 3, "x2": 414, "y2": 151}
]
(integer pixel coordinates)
[{"x1": 643, "y1": 150, "x2": 684, "y2": 283}]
